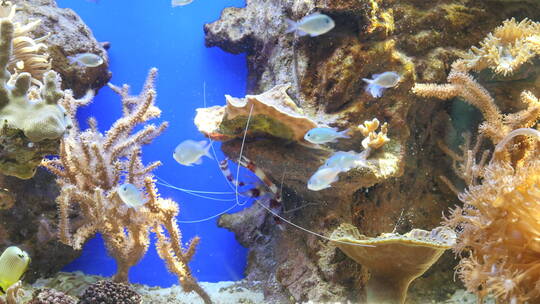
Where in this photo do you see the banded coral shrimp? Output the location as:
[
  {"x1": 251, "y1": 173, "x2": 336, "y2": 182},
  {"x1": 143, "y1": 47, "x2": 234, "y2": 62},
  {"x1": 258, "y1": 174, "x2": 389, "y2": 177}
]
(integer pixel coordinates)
[{"x1": 156, "y1": 82, "x2": 375, "y2": 248}]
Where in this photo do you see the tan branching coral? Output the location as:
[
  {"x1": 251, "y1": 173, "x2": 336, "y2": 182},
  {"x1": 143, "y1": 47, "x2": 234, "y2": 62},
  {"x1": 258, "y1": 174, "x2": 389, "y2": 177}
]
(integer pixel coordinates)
[
  {"x1": 195, "y1": 83, "x2": 317, "y2": 143},
  {"x1": 412, "y1": 63, "x2": 540, "y2": 143},
  {"x1": 41, "y1": 69, "x2": 212, "y2": 304},
  {"x1": 459, "y1": 18, "x2": 540, "y2": 76},
  {"x1": 0, "y1": 1, "x2": 50, "y2": 82},
  {"x1": 414, "y1": 18, "x2": 540, "y2": 303},
  {"x1": 331, "y1": 223, "x2": 456, "y2": 304}
]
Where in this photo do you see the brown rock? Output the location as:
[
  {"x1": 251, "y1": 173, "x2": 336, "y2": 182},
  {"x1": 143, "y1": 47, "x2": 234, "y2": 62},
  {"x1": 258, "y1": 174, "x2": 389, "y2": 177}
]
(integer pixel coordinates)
[{"x1": 204, "y1": 0, "x2": 540, "y2": 302}]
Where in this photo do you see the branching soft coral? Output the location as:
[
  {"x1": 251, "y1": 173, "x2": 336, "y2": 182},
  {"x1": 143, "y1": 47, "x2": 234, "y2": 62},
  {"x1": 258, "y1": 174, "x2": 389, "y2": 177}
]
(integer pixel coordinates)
[
  {"x1": 41, "y1": 69, "x2": 212, "y2": 304},
  {"x1": 413, "y1": 18, "x2": 540, "y2": 303},
  {"x1": 445, "y1": 130, "x2": 540, "y2": 302},
  {"x1": 412, "y1": 62, "x2": 540, "y2": 143}
]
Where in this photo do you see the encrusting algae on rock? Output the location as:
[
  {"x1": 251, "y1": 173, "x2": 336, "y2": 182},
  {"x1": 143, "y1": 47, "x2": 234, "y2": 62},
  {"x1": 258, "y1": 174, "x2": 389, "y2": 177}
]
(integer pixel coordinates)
[
  {"x1": 195, "y1": 83, "x2": 317, "y2": 144},
  {"x1": 41, "y1": 69, "x2": 212, "y2": 304}
]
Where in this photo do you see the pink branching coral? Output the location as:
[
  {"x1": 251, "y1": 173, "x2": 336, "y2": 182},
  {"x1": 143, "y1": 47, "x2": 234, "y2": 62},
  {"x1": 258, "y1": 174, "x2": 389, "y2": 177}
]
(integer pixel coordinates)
[{"x1": 41, "y1": 69, "x2": 212, "y2": 304}]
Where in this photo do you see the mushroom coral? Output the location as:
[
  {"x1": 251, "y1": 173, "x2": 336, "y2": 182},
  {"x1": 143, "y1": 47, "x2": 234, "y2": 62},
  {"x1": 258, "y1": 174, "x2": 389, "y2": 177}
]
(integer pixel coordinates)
[{"x1": 330, "y1": 223, "x2": 456, "y2": 304}]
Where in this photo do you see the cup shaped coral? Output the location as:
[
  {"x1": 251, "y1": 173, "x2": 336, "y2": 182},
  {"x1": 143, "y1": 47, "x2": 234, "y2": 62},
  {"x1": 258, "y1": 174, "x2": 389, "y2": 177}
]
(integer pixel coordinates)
[{"x1": 330, "y1": 223, "x2": 456, "y2": 304}]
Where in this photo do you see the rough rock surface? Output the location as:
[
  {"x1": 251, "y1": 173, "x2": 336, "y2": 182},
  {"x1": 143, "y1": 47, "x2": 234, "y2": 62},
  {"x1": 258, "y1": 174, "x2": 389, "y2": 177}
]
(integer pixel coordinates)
[
  {"x1": 0, "y1": 168, "x2": 79, "y2": 282},
  {"x1": 203, "y1": 0, "x2": 540, "y2": 303},
  {"x1": 14, "y1": 0, "x2": 111, "y2": 97}
]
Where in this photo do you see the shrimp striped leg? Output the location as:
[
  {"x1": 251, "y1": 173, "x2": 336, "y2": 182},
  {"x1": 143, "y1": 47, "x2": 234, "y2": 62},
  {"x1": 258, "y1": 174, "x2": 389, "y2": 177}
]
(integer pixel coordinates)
[
  {"x1": 238, "y1": 156, "x2": 281, "y2": 203},
  {"x1": 219, "y1": 158, "x2": 245, "y2": 187},
  {"x1": 238, "y1": 156, "x2": 284, "y2": 226}
]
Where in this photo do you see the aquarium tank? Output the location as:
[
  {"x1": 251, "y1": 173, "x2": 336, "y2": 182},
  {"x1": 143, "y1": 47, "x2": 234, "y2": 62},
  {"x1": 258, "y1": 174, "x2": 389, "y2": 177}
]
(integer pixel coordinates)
[{"x1": 0, "y1": 0, "x2": 539, "y2": 303}]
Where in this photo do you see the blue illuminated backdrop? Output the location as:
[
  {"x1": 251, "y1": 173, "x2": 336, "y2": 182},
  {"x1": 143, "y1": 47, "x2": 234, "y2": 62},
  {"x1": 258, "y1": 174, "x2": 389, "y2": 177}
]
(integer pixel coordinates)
[{"x1": 56, "y1": 0, "x2": 248, "y2": 286}]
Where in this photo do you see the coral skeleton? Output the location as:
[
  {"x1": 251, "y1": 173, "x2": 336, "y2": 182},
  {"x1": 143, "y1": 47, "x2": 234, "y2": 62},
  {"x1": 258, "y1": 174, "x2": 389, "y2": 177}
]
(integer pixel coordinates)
[{"x1": 41, "y1": 69, "x2": 212, "y2": 304}]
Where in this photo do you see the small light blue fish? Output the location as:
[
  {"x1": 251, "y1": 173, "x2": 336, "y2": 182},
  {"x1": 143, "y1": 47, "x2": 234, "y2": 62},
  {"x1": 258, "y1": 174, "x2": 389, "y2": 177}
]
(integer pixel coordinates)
[
  {"x1": 117, "y1": 183, "x2": 145, "y2": 209},
  {"x1": 362, "y1": 71, "x2": 401, "y2": 98},
  {"x1": 68, "y1": 53, "x2": 104, "y2": 68},
  {"x1": 173, "y1": 139, "x2": 213, "y2": 166},
  {"x1": 308, "y1": 167, "x2": 341, "y2": 191},
  {"x1": 304, "y1": 127, "x2": 350, "y2": 144},
  {"x1": 286, "y1": 13, "x2": 335, "y2": 37},
  {"x1": 171, "y1": 0, "x2": 193, "y2": 7},
  {"x1": 324, "y1": 151, "x2": 362, "y2": 172}
]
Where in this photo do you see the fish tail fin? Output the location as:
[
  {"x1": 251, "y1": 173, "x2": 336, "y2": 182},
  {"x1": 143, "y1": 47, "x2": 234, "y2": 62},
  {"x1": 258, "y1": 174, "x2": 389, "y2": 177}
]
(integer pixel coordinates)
[
  {"x1": 67, "y1": 55, "x2": 76, "y2": 64},
  {"x1": 204, "y1": 142, "x2": 214, "y2": 160},
  {"x1": 285, "y1": 18, "x2": 297, "y2": 34},
  {"x1": 339, "y1": 128, "x2": 351, "y2": 139},
  {"x1": 366, "y1": 83, "x2": 384, "y2": 98}
]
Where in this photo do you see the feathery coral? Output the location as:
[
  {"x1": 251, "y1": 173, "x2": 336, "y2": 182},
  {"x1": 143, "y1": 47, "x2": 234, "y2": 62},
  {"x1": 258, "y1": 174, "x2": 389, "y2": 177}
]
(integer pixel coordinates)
[
  {"x1": 460, "y1": 18, "x2": 540, "y2": 76},
  {"x1": 414, "y1": 18, "x2": 540, "y2": 303},
  {"x1": 412, "y1": 63, "x2": 540, "y2": 143},
  {"x1": 41, "y1": 69, "x2": 212, "y2": 304},
  {"x1": 445, "y1": 129, "x2": 540, "y2": 302}
]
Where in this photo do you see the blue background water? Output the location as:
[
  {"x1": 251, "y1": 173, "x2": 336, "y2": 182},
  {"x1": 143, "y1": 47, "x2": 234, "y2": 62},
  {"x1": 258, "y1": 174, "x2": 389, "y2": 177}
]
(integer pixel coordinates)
[{"x1": 56, "y1": 0, "x2": 249, "y2": 286}]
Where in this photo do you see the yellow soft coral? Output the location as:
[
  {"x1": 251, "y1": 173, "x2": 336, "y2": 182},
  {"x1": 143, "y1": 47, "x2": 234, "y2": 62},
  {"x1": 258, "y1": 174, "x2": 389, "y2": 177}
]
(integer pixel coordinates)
[
  {"x1": 446, "y1": 129, "x2": 540, "y2": 303},
  {"x1": 460, "y1": 18, "x2": 540, "y2": 76}
]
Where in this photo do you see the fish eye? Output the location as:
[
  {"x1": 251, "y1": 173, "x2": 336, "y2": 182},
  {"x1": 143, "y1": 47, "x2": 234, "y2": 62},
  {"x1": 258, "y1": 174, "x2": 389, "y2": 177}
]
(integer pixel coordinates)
[{"x1": 17, "y1": 254, "x2": 24, "y2": 259}]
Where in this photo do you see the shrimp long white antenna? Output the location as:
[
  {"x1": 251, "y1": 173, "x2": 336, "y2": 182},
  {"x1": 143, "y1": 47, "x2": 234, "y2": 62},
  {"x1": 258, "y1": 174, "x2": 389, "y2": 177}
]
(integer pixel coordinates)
[
  {"x1": 204, "y1": 80, "x2": 246, "y2": 193},
  {"x1": 156, "y1": 175, "x2": 235, "y2": 195},
  {"x1": 158, "y1": 82, "x2": 258, "y2": 222},
  {"x1": 177, "y1": 198, "x2": 249, "y2": 224},
  {"x1": 494, "y1": 128, "x2": 540, "y2": 154},
  {"x1": 234, "y1": 104, "x2": 255, "y2": 206},
  {"x1": 253, "y1": 200, "x2": 375, "y2": 247}
]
